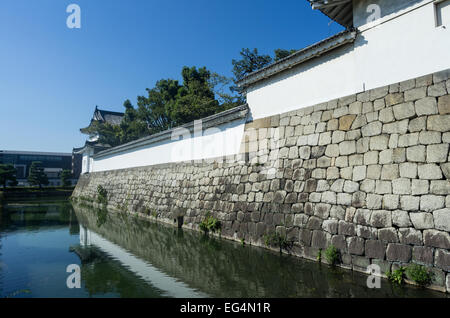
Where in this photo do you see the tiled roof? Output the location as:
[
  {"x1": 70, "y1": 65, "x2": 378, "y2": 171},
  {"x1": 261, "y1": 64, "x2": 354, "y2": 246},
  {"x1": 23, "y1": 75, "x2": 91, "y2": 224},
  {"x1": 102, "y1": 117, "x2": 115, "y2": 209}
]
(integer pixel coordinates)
[
  {"x1": 80, "y1": 106, "x2": 124, "y2": 134},
  {"x1": 308, "y1": 0, "x2": 354, "y2": 28},
  {"x1": 237, "y1": 29, "x2": 356, "y2": 89}
]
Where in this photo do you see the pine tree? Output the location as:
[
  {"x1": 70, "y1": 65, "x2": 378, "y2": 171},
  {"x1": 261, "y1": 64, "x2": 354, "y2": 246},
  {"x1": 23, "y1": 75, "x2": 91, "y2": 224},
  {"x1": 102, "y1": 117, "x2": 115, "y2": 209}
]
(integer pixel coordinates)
[
  {"x1": 28, "y1": 161, "x2": 49, "y2": 189},
  {"x1": 0, "y1": 164, "x2": 17, "y2": 188},
  {"x1": 60, "y1": 170, "x2": 72, "y2": 187}
]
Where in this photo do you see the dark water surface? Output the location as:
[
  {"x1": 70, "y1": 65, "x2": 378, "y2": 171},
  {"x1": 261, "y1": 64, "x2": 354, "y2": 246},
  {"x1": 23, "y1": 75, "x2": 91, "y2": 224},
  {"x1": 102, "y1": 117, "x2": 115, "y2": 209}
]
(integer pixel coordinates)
[{"x1": 0, "y1": 200, "x2": 447, "y2": 298}]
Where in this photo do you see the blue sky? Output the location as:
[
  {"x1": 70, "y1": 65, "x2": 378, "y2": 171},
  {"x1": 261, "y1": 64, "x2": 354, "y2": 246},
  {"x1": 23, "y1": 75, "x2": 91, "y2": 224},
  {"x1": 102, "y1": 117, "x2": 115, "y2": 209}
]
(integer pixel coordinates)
[{"x1": 0, "y1": 0, "x2": 343, "y2": 153}]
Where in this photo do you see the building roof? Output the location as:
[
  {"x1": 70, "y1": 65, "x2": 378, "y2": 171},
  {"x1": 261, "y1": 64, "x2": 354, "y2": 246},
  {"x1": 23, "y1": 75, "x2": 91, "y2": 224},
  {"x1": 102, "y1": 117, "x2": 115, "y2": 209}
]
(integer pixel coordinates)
[
  {"x1": 94, "y1": 104, "x2": 250, "y2": 159},
  {"x1": 72, "y1": 141, "x2": 112, "y2": 154},
  {"x1": 0, "y1": 150, "x2": 72, "y2": 157},
  {"x1": 308, "y1": 0, "x2": 354, "y2": 28},
  {"x1": 80, "y1": 106, "x2": 124, "y2": 134},
  {"x1": 237, "y1": 29, "x2": 357, "y2": 89}
]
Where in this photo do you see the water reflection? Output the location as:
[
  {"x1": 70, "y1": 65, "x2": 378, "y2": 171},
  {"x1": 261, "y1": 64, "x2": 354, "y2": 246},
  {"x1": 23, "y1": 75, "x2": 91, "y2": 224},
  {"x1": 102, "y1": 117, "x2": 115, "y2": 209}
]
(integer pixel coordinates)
[{"x1": 73, "y1": 204, "x2": 447, "y2": 298}]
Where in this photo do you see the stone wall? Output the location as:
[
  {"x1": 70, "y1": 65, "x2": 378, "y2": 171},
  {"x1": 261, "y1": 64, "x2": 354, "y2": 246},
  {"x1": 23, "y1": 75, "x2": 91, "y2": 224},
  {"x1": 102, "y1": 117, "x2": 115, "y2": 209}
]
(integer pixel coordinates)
[{"x1": 73, "y1": 69, "x2": 450, "y2": 293}]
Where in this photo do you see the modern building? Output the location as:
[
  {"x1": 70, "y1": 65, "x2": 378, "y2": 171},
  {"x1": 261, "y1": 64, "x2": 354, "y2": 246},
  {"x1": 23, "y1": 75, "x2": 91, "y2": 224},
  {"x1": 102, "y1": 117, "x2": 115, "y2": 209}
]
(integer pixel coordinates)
[
  {"x1": 0, "y1": 150, "x2": 80, "y2": 186},
  {"x1": 73, "y1": 106, "x2": 124, "y2": 174}
]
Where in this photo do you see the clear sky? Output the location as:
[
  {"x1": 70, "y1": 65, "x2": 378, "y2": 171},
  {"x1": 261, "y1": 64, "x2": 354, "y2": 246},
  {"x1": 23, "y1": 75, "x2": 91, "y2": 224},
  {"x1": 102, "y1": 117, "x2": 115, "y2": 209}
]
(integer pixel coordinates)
[{"x1": 0, "y1": 0, "x2": 343, "y2": 153}]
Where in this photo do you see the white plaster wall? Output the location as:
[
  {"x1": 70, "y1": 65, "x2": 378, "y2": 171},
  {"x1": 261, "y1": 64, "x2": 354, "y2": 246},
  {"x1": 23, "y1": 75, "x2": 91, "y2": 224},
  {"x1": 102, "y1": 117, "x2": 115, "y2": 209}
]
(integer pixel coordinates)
[
  {"x1": 81, "y1": 152, "x2": 89, "y2": 174},
  {"x1": 246, "y1": 0, "x2": 450, "y2": 120},
  {"x1": 91, "y1": 118, "x2": 246, "y2": 172},
  {"x1": 81, "y1": 148, "x2": 94, "y2": 174}
]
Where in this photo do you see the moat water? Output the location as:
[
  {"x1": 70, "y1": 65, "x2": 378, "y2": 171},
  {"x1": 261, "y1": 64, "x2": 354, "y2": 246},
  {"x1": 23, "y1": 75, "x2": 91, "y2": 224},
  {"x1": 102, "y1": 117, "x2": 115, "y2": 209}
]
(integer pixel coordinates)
[{"x1": 0, "y1": 199, "x2": 447, "y2": 298}]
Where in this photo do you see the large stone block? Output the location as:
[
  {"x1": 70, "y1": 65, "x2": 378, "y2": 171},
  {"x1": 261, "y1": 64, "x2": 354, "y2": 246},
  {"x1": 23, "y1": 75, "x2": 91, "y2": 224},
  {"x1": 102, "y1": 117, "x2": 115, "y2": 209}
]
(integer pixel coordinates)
[
  {"x1": 410, "y1": 212, "x2": 434, "y2": 230},
  {"x1": 311, "y1": 230, "x2": 330, "y2": 249},
  {"x1": 331, "y1": 234, "x2": 348, "y2": 252},
  {"x1": 393, "y1": 102, "x2": 416, "y2": 120},
  {"x1": 339, "y1": 115, "x2": 357, "y2": 131},
  {"x1": 338, "y1": 220, "x2": 356, "y2": 236},
  {"x1": 399, "y1": 196, "x2": 420, "y2": 212},
  {"x1": 433, "y1": 208, "x2": 450, "y2": 232},
  {"x1": 369, "y1": 210, "x2": 392, "y2": 228},
  {"x1": 362, "y1": 121, "x2": 382, "y2": 137},
  {"x1": 382, "y1": 119, "x2": 409, "y2": 134},
  {"x1": 418, "y1": 164, "x2": 443, "y2": 180},
  {"x1": 426, "y1": 144, "x2": 449, "y2": 163},
  {"x1": 434, "y1": 249, "x2": 450, "y2": 271},
  {"x1": 415, "y1": 97, "x2": 438, "y2": 116},
  {"x1": 382, "y1": 194, "x2": 399, "y2": 210},
  {"x1": 428, "y1": 82, "x2": 447, "y2": 97},
  {"x1": 385, "y1": 93, "x2": 404, "y2": 107},
  {"x1": 392, "y1": 178, "x2": 411, "y2": 195},
  {"x1": 392, "y1": 210, "x2": 412, "y2": 227},
  {"x1": 369, "y1": 135, "x2": 389, "y2": 151},
  {"x1": 357, "y1": 225, "x2": 378, "y2": 240},
  {"x1": 378, "y1": 227, "x2": 399, "y2": 243},
  {"x1": 429, "y1": 182, "x2": 450, "y2": 199},
  {"x1": 347, "y1": 237, "x2": 365, "y2": 255},
  {"x1": 406, "y1": 145, "x2": 426, "y2": 162},
  {"x1": 438, "y1": 95, "x2": 450, "y2": 114},
  {"x1": 405, "y1": 87, "x2": 427, "y2": 102},
  {"x1": 419, "y1": 131, "x2": 442, "y2": 145},
  {"x1": 427, "y1": 115, "x2": 450, "y2": 132},
  {"x1": 423, "y1": 229, "x2": 450, "y2": 249},
  {"x1": 365, "y1": 240, "x2": 386, "y2": 259},
  {"x1": 420, "y1": 195, "x2": 445, "y2": 212},
  {"x1": 412, "y1": 179, "x2": 429, "y2": 195},
  {"x1": 412, "y1": 246, "x2": 434, "y2": 266},
  {"x1": 399, "y1": 228, "x2": 423, "y2": 245},
  {"x1": 339, "y1": 140, "x2": 356, "y2": 156},
  {"x1": 386, "y1": 243, "x2": 412, "y2": 262},
  {"x1": 322, "y1": 219, "x2": 338, "y2": 234},
  {"x1": 353, "y1": 209, "x2": 372, "y2": 226}
]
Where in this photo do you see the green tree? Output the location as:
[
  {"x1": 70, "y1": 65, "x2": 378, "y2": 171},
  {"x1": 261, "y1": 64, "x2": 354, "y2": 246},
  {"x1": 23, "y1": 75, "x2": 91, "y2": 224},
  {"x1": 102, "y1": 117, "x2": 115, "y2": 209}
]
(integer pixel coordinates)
[
  {"x1": 120, "y1": 99, "x2": 148, "y2": 144},
  {"x1": 137, "y1": 79, "x2": 180, "y2": 133},
  {"x1": 209, "y1": 72, "x2": 245, "y2": 109},
  {"x1": 60, "y1": 169, "x2": 72, "y2": 187},
  {"x1": 274, "y1": 49, "x2": 297, "y2": 61},
  {"x1": 232, "y1": 48, "x2": 273, "y2": 83},
  {"x1": 0, "y1": 164, "x2": 17, "y2": 188},
  {"x1": 167, "y1": 66, "x2": 223, "y2": 126},
  {"x1": 28, "y1": 161, "x2": 49, "y2": 189},
  {"x1": 230, "y1": 48, "x2": 297, "y2": 97}
]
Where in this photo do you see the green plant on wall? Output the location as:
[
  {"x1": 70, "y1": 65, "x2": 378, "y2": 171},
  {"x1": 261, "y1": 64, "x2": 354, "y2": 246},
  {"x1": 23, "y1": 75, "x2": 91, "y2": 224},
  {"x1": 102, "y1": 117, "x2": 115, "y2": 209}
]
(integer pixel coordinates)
[
  {"x1": 263, "y1": 231, "x2": 293, "y2": 254},
  {"x1": 97, "y1": 185, "x2": 108, "y2": 205},
  {"x1": 386, "y1": 267, "x2": 406, "y2": 285},
  {"x1": 199, "y1": 212, "x2": 222, "y2": 235},
  {"x1": 406, "y1": 264, "x2": 433, "y2": 287},
  {"x1": 324, "y1": 245, "x2": 340, "y2": 266},
  {"x1": 316, "y1": 249, "x2": 322, "y2": 262}
]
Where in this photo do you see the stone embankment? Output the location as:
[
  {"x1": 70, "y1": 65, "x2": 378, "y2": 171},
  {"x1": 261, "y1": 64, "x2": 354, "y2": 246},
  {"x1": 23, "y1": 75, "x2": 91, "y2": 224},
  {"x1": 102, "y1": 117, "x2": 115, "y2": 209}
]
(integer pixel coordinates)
[{"x1": 73, "y1": 69, "x2": 450, "y2": 293}]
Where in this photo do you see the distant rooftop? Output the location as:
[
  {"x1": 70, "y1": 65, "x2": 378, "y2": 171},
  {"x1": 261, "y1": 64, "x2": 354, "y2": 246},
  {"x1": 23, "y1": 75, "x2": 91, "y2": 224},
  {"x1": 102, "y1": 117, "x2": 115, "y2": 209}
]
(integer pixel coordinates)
[
  {"x1": 80, "y1": 106, "x2": 124, "y2": 134},
  {"x1": 0, "y1": 150, "x2": 72, "y2": 156},
  {"x1": 308, "y1": 0, "x2": 354, "y2": 28}
]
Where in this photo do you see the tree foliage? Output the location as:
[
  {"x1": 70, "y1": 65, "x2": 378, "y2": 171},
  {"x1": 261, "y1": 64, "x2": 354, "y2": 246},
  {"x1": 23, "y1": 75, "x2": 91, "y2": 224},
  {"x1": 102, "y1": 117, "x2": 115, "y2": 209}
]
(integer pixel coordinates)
[
  {"x1": 28, "y1": 161, "x2": 49, "y2": 189},
  {"x1": 89, "y1": 66, "x2": 242, "y2": 147},
  {"x1": 0, "y1": 164, "x2": 17, "y2": 188},
  {"x1": 274, "y1": 49, "x2": 297, "y2": 61},
  {"x1": 230, "y1": 48, "x2": 297, "y2": 95},
  {"x1": 60, "y1": 169, "x2": 72, "y2": 187},
  {"x1": 86, "y1": 48, "x2": 296, "y2": 148},
  {"x1": 231, "y1": 48, "x2": 273, "y2": 83}
]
